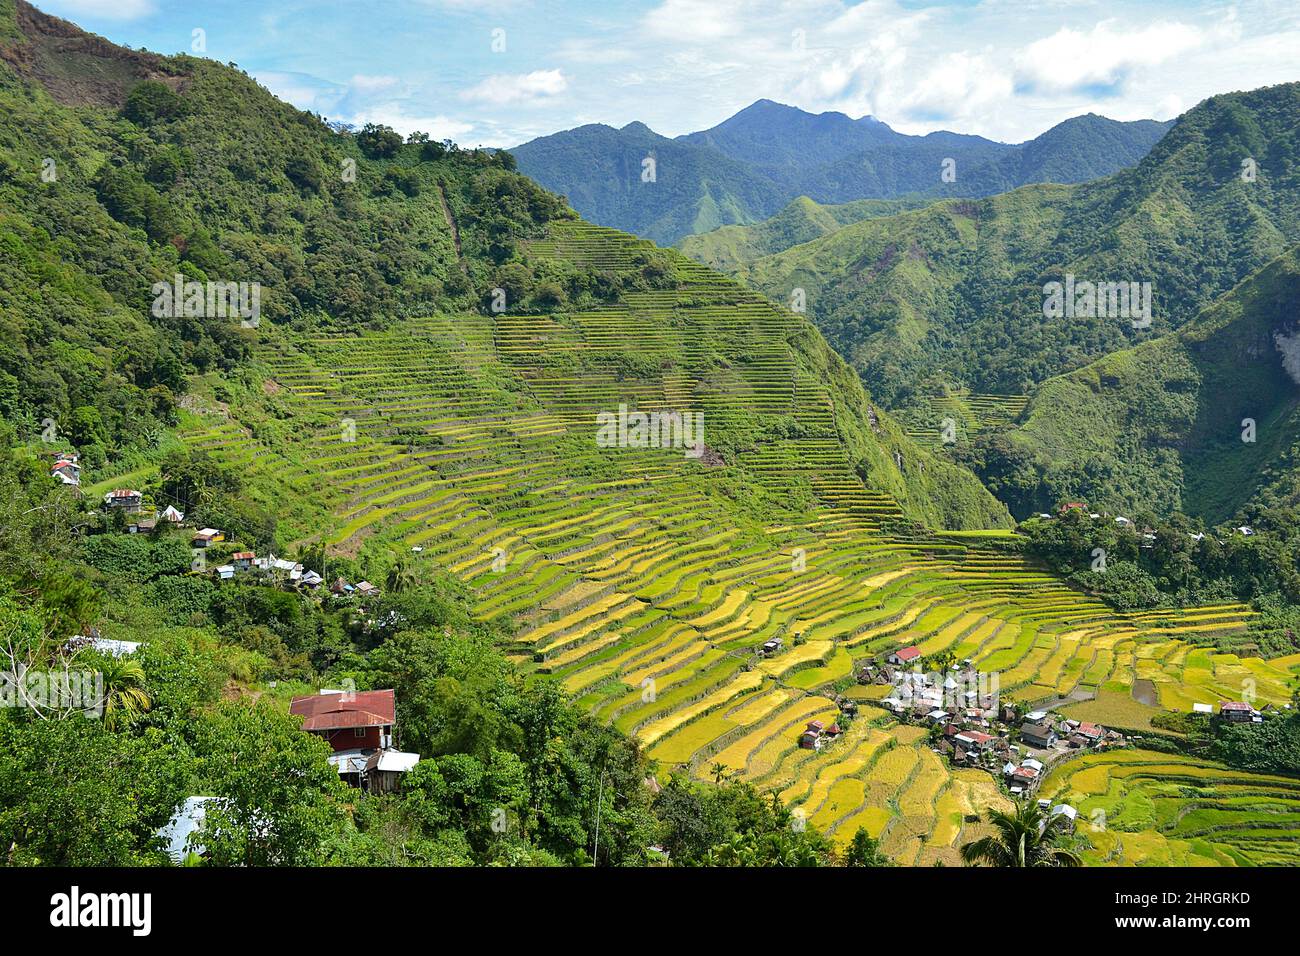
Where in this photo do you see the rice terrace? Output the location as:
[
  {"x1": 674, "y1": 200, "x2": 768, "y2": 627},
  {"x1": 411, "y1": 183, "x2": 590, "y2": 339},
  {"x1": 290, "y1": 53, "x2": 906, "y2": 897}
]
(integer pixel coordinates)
[
  {"x1": 3, "y1": 0, "x2": 1300, "y2": 912},
  {"x1": 178, "y1": 221, "x2": 1300, "y2": 865}
]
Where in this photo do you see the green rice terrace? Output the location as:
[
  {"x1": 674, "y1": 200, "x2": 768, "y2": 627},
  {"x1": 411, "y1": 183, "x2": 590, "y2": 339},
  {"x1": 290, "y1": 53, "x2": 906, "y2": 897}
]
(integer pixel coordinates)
[
  {"x1": 175, "y1": 221, "x2": 1299, "y2": 864},
  {"x1": 900, "y1": 391, "x2": 1030, "y2": 446},
  {"x1": 1041, "y1": 750, "x2": 1300, "y2": 865}
]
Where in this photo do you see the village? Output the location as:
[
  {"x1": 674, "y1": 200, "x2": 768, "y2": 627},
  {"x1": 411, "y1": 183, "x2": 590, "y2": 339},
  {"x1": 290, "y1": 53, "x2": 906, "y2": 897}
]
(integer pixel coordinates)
[
  {"x1": 764, "y1": 631, "x2": 1272, "y2": 837},
  {"x1": 71, "y1": 455, "x2": 380, "y2": 599},
  {"x1": 58, "y1": 455, "x2": 1282, "y2": 860}
]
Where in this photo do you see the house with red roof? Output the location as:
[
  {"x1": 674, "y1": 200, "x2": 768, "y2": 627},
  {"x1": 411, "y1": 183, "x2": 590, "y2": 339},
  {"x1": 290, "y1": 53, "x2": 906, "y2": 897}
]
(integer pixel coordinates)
[
  {"x1": 1076, "y1": 722, "x2": 1105, "y2": 745},
  {"x1": 290, "y1": 689, "x2": 420, "y2": 792},
  {"x1": 954, "y1": 730, "x2": 997, "y2": 751},
  {"x1": 290, "y1": 689, "x2": 397, "y2": 753},
  {"x1": 888, "y1": 646, "x2": 922, "y2": 666},
  {"x1": 1219, "y1": 701, "x2": 1257, "y2": 723}
]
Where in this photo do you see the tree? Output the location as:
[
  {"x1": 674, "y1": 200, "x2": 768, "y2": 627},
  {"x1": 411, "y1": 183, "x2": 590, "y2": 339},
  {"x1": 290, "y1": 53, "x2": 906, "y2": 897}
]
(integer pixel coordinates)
[
  {"x1": 843, "y1": 827, "x2": 890, "y2": 866},
  {"x1": 0, "y1": 717, "x2": 190, "y2": 865},
  {"x1": 960, "y1": 801, "x2": 1080, "y2": 867},
  {"x1": 189, "y1": 702, "x2": 349, "y2": 866},
  {"x1": 94, "y1": 654, "x2": 153, "y2": 730},
  {"x1": 385, "y1": 558, "x2": 418, "y2": 594},
  {"x1": 123, "y1": 80, "x2": 190, "y2": 125},
  {"x1": 356, "y1": 123, "x2": 403, "y2": 159}
]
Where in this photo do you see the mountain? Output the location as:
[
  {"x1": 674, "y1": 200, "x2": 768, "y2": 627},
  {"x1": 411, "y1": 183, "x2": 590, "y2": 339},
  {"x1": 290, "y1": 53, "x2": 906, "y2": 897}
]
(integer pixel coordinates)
[
  {"x1": 970, "y1": 245, "x2": 1300, "y2": 523},
  {"x1": 513, "y1": 101, "x2": 1171, "y2": 245},
  {"x1": 677, "y1": 98, "x2": 921, "y2": 166},
  {"x1": 502, "y1": 119, "x2": 785, "y2": 249},
  {"x1": 677, "y1": 195, "x2": 929, "y2": 272},
  {"x1": 0, "y1": 0, "x2": 1007, "y2": 537},
  {"x1": 6, "y1": 0, "x2": 1300, "y2": 873},
  {"x1": 731, "y1": 83, "x2": 1300, "y2": 410}
]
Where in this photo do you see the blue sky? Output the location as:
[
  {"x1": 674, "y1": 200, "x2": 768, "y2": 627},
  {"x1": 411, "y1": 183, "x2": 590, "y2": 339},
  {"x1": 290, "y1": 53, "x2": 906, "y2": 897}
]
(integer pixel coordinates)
[{"x1": 36, "y1": 0, "x2": 1300, "y2": 146}]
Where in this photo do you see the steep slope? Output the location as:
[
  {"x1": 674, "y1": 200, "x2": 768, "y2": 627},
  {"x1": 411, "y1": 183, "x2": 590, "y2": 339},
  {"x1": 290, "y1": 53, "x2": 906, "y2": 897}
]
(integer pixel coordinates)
[
  {"x1": 734, "y1": 83, "x2": 1300, "y2": 407},
  {"x1": 507, "y1": 120, "x2": 787, "y2": 246},
  {"x1": 983, "y1": 245, "x2": 1300, "y2": 522},
  {"x1": 514, "y1": 101, "x2": 1170, "y2": 246},
  {"x1": 0, "y1": 0, "x2": 1006, "y2": 533},
  {"x1": 935, "y1": 114, "x2": 1174, "y2": 198},
  {"x1": 5, "y1": 2, "x2": 1298, "y2": 871},
  {"x1": 676, "y1": 195, "x2": 929, "y2": 272}
]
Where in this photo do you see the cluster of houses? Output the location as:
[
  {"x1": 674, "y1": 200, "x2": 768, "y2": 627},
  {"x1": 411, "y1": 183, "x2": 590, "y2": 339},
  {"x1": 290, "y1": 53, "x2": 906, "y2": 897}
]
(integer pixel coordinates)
[
  {"x1": 90, "y1": 509, "x2": 381, "y2": 599},
  {"x1": 861, "y1": 646, "x2": 1000, "y2": 719},
  {"x1": 857, "y1": 641, "x2": 1129, "y2": 794},
  {"x1": 1036, "y1": 502, "x2": 1254, "y2": 542},
  {"x1": 98, "y1": 485, "x2": 187, "y2": 534},
  {"x1": 797, "y1": 697, "x2": 858, "y2": 751},
  {"x1": 798, "y1": 717, "x2": 845, "y2": 751}
]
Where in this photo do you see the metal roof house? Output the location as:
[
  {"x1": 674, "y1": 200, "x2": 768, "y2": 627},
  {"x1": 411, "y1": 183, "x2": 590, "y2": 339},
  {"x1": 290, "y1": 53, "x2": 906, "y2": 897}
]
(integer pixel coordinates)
[{"x1": 290, "y1": 689, "x2": 419, "y2": 793}]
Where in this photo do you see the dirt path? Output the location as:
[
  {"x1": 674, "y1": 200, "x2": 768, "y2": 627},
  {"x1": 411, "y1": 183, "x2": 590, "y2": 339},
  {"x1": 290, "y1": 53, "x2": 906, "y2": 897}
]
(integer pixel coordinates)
[{"x1": 436, "y1": 180, "x2": 466, "y2": 270}]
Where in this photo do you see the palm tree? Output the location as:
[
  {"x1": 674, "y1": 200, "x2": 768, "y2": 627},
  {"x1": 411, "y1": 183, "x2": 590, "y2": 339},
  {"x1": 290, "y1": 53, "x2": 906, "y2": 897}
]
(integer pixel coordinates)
[
  {"x1": 96, "y1": 656, "x2": 152, "y2": 730},
  {"x1": 385, "y1": 558, "x2": 417, "y2": 594},
  {"x1": 960, "y1": 800, "x2": 1081, "y2": 867}
]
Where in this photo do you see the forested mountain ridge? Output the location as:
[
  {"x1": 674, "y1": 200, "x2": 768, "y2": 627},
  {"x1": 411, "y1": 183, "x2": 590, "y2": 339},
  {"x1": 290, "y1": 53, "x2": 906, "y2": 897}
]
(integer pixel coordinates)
[
  {"x1": 677, "y1": 195, "x2": 930, "y2": 272},
  {"x1": 680, "y1": 115, "x2": 1175, "y2": 271},
  {"x1": 731, "y1": 82, "x2": 1300, "y2": 407},
  {"x1": 513, "y1": 100, "x2": 1171, "y2": 245},
  {"x1": 964, "y1": 244, "x2": 1300, "y2": 523},
  {"x1": 0, "y1": 0, "x2": 1005, "y2": 532}
]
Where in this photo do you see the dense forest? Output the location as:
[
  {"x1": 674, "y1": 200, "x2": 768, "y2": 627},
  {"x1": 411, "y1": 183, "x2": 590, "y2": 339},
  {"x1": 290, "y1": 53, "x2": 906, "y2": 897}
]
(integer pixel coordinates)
[{"x1": 732, "y1": 83, "x2": 1300, "y2": 406}]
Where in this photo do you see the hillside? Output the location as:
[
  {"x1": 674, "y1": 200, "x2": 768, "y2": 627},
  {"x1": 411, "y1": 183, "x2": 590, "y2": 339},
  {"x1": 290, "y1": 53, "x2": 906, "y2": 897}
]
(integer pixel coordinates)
[
  {"x1": 0, "y1": 1, "x2": 1010, "y2": 537},
  {"x1": 977, "y1": 246, "x2": 1300, "y2": 522},
  {"x1": 732, "y1": 83, "x2": 1300, "y2": 409},
  {"x1": 2, "y1": 1, "x2": 1297, "y2": 872},
  {"x1": 677, "y1": 195, "x2": 928, "y2": 272},
  {"x1": 513, "y1": 102, "x2": 1170, "y2": 245}
]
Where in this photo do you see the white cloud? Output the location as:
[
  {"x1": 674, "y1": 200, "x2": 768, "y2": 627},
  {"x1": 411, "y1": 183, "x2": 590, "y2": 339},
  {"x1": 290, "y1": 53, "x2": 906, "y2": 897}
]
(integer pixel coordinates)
[
  {"x1": 345, "y1": 107, "x2": 475, "y2": 142},
  {"x1": 461, "y1": 69, "x2": 567, "y2": 105},
  {"x1": 1014, "y1": 19, "x2": 1209, "y2": 94},
  {"x1": 641, "y1": 0, "x2": 749, "y2": 42},
  {"x1": 347, "y1": 74, "x2": 404, "y2": 96},
  {"x1": 899, "y1": 51, "x2": 1014, "y2": 123}
]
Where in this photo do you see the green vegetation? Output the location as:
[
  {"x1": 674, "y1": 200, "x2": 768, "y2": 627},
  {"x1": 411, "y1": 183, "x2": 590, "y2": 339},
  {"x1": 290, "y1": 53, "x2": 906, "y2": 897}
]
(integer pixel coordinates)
[
  {"x1": 1042, "y1": 749, "x2": 1300, "y2": 865},
  {"x1": 678, "y1": 195, "x2": 928, "y2": 272},
  {"x1": 960, "y1": 246, "x2": 1300, "y2": 523},
  {"x1": 732, "y1": 83, "x2": 1300, "y2": 412},
  {"x1": 0, "y1": 2, "x2": 1296, "y2": 870},
  {"x1": 515, "y1": 99, "x2": 1169, "y2": 246},
  {"x1": 959, "y1": 801, "x2": 1081, "y2": 867}
]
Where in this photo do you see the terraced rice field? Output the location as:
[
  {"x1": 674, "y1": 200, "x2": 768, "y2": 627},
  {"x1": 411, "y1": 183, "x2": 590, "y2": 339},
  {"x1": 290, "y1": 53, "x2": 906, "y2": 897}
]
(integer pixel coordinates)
[
  {"x1": 177, "y1": 221, "x2": 1300, "y2": 862},
  {"x1": 902, "y1": 391, "x2": 1030, "y2": 445},
  {"x1": 1042, "y1": 751, "x2": 1300, "y2": 865}
]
